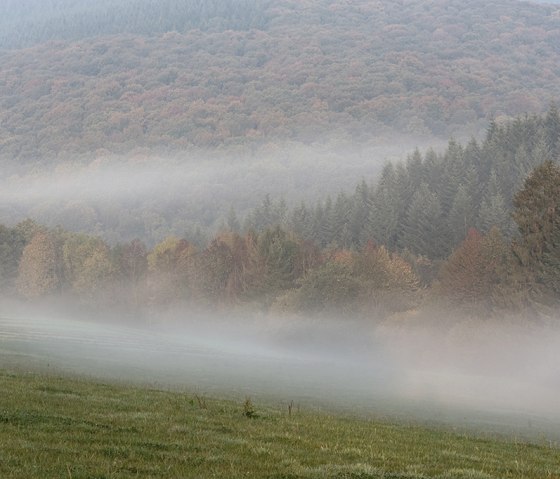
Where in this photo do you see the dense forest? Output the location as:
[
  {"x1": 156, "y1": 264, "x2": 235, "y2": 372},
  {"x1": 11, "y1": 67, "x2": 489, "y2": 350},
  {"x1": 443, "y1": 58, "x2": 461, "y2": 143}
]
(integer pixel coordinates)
[
  {"x1": 2, "y1": 1, "x2": 560, "y2": 322},
  {"x1": 1, "y1": 0, "x2": 560, "y2": 169},
  {"x1": 2, "y1": 112, "x2": 560, "y2": 321},
  {"x1": 245, "y1": 107, "x2": 560, "y2": 260}
]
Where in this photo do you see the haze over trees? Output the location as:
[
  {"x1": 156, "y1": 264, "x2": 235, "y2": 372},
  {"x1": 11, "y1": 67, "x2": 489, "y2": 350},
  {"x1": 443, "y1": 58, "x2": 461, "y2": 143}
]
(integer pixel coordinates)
[
  {"x1": 246, "y1": 107, "x2": 560, "y2": 258},
  {"x1": 1, "y1": 111, "x2": 560, "y2": 320},
  {"x1": 1, "y1": 1, "x2": 560, "y2": 324}
]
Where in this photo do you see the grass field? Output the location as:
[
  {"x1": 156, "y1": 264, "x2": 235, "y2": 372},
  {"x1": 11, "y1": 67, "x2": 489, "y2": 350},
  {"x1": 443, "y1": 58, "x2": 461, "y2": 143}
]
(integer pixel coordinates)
[{"x1": 0, "y1": 370, "x2": 559, "y2": 479}]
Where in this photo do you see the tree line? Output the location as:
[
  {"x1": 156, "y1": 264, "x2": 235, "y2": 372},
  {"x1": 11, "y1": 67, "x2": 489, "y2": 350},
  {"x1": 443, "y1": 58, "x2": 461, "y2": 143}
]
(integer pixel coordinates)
[
  {"x1": 2, "y1": 156, "x2": 560, "y2": 319},
  {"x1": 244, "y1": 106, "x2": 560, "y2": 262}
]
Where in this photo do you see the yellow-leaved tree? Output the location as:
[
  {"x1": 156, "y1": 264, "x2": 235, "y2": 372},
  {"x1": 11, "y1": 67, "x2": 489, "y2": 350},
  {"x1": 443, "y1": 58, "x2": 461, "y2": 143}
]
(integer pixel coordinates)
[{"x1": 16, "y1": 230, "x2": 60, "y2": 298}]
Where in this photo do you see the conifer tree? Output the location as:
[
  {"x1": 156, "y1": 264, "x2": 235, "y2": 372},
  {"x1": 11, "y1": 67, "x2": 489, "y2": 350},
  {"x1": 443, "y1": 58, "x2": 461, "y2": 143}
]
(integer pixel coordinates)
[
  {"x1": 320, "y1": 196, "x2": 335, "y2": 247},
  {"x1": 401, "y1": 183, "x2": 449, "y2": 259},
  {"x1": 369, "y1": 185, "x2": 399, "y2": 249},
  {"x1": 290, "y1": 202, "x2": 312, "y2": 241},
  {"x1": 448, "y1": 185, "x2": 474, "y2": 245},
  {"x1": 478, "y1": 170, "x2": 515, "y2": 237},
  {"x1": 439, "y1": 139, "x2": 465, "y2": 216},
  {"x1": 545, "y1": 103, "x2": 560, "y2": 161},
  {"x1": 332, "y1": 192, "x2": 352, "y2": 248},
  {"x1": 226, "y1": 206, "x2": 240, "y2": 233},
  {"x1": 349, "y1": 179, "x2": 372, "y2": 247}
]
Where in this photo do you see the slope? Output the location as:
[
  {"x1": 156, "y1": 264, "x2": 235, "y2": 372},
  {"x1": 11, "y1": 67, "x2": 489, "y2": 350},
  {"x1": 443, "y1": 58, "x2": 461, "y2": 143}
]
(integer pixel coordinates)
[{"x1": 1, "y1": 0, "x2": 560, "y2": 168}]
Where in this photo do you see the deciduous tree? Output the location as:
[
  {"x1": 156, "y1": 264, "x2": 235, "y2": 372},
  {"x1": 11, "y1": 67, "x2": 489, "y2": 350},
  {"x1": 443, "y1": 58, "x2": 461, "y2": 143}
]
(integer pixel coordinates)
[
  {"x1": 16, "y1": 230, "x2": 60, "y2": 298},
  {"x1": 512, "y1": 160, "x2": 560, "y2": 306}
]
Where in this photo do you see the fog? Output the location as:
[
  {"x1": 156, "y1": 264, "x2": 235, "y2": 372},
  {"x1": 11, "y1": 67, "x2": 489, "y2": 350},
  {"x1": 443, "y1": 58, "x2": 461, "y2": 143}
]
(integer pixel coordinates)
[
  {"x1": 2, "y1": 299, "x2": 559, "y2": 442},
  {"x1": 0, "y1": 137, "x2": 444, "y2": 245},
  {"x1": 2, "y1": 134, "x2": 559, "y2": 442}
]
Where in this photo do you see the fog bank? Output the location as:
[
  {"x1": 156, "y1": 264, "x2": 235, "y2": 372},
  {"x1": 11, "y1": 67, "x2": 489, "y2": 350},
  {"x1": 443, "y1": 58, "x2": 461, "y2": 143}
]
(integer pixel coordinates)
[
  {"x1": 0, "y1": 137, "x2": 444, "y2": 245},
  {"x1": 1, "y1": 301, "x2": 559, "y2": 441}
]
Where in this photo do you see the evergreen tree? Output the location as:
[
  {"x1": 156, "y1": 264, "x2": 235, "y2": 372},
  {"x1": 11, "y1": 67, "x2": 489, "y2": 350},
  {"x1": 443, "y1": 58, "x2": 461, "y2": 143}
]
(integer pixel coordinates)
[
  {"x1": 478, "y1": 170, "x2": 515, "y2": 237},
  {"x1": 406, "y1": 148, "x2": 426, "y2": 189},
  {"x1": 512, "y1": 144, "x2": 532, "y2": 193},
  {"x1": 257, "y1": 226, "x2": 301, "y2": 295},
  {"x1": 545, "y1": 103, "x2": 560, "y2": 161},
  {"x1": 448, "y1": 185, "x2": 474, "y2": 245},
  {"x1": 369, "y1": 185, "x2": 399, "y2": 249},
  {"x1": 226, "y1": 206, "x2": 240, "y2": 233},
  {"x1": 290, "y1": 202, "x2": 313, "y2": 241},
  {"x1": 320, "y1": 196, "x2": 335, "y2": 247},
  {"x1": 439, "y1": 139, "x2": 465, "y2": 216},
  {"x1": 401, "y1": 183, "x2": 449, "y2": 259},
  {"x1": 422, "y1": 148, "x2": 442, "y2": 192},
  {"x1": 332, "y1": 192, "x2": 352, "y2": 248},
  {"x1": 311, "y1": 202, "x2": 325, "y2": 247},
  {"x1": 349, "y1": 179, "x2": 372, "y2": 247},
  {"x1": 478, "y1": 193, "x2": 511, "y2": 236}
]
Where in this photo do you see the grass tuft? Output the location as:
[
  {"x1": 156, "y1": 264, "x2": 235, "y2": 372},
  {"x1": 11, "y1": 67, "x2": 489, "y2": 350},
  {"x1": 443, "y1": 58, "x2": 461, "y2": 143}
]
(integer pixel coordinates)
[{"x1": 243, "y1": 397, "x2": 258, "y2": 418}]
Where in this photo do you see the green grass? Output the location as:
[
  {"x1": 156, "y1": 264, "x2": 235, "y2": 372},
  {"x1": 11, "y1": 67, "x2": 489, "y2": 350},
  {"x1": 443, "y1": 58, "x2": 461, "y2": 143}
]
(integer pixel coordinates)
[{"x1": 0, "y1": 370, "x2": 559, "y2": 479}]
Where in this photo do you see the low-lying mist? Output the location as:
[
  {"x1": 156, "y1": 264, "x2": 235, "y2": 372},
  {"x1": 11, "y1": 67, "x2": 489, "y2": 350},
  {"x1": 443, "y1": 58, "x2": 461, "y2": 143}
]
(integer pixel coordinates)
[
  {"x1": 0, "y1": 137, "x2": 444, "y2": 245},
  {"x1": 1, "y1": 298, "x2": 559, "y2": 441}
]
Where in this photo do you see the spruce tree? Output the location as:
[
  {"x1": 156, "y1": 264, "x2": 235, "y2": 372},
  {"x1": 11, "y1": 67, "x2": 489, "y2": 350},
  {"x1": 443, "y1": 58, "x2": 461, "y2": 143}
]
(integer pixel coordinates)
[
  {"x1": 448, "y1": 185, "x2": 473, "y2": 245},
  {"x1": 401, "y1": 183, "x2": 449, "y2": 259}
]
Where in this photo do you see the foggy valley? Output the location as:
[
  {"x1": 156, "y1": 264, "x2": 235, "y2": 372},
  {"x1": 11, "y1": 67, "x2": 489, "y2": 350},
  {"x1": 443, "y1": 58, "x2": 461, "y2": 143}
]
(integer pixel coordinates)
[{"x1": 2, "y1": 1, "x2": 560, "y2": 478}]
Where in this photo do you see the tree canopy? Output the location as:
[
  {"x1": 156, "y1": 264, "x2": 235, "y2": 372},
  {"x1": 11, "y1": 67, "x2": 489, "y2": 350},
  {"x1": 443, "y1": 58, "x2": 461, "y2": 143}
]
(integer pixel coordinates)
[{"x1": 1, "y1": 0, "x2": 560, "y2": 167}]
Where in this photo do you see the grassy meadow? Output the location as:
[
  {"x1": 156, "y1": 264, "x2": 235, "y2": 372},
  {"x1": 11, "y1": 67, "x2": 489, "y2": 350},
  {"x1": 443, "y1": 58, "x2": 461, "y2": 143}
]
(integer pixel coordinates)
[{"x1": 0, "y1": 370, "x2": 559, "y2": 479}]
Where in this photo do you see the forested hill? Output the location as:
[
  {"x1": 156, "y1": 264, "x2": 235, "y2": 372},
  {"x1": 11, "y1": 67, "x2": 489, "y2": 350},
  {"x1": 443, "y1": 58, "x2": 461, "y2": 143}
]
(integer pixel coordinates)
[{"x1": 1, "y1": 0, "x2": 560, "y2": 168}]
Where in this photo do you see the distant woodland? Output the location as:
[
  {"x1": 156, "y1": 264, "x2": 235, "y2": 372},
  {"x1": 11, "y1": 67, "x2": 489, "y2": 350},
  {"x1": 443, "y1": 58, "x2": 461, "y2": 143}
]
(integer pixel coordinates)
[
  {"x1": 1, "y1": 0, "x2": 560, "y2": 168},
  {"x1": 2, "y1": 112, "x2": 560, "y2": 320},
  {"x1": 2, "y1": 1, "x2": 560, "y2": 321}
]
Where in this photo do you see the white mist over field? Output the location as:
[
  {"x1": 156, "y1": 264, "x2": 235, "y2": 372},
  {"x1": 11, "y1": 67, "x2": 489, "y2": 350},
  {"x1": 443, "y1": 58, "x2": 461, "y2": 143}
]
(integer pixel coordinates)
[
  {"x1": 377, "y1": 317, "x2": 560, "y2": 429},
  {"x1": 1, "y1": 301, "x2": 559, "y2": 441},
  {"x1": 1, "y1": 135, "x2": 557, "y2": 440}
]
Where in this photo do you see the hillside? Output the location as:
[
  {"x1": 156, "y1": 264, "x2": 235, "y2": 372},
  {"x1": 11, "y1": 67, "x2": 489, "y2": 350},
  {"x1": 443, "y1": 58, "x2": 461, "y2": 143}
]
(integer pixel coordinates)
[
  {"x1": 2, "y1": 371, "x2": 559, "y2": 479},
  {"x1": 1, "y1": 0, "x2": 560, "y2": 168}
]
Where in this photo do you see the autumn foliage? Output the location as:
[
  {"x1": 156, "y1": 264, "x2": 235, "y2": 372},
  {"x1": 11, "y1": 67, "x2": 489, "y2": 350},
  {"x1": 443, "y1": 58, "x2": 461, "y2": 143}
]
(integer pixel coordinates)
[{"x1": 2, "y1": 0, "x2": 560, "y2": 169}]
